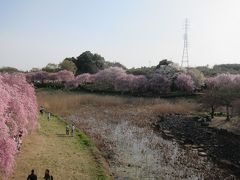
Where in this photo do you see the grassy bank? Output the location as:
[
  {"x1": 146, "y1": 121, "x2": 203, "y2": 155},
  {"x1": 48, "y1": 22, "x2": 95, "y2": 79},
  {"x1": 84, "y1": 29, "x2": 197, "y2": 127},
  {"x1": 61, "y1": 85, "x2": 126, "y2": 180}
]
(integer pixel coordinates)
[{"x1": 10, "y1": 113, "x2": 110, "y2": 180}]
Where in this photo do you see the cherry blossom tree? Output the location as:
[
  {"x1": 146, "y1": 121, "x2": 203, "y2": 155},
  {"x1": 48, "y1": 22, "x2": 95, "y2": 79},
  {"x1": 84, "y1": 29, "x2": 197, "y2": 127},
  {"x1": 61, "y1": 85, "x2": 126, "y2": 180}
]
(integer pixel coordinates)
[
  {"x1": 55, "y1": 70, "x2": 75, "y2": 82},
  {"x1": 174, "y1": 73, "x2": 194, "y2": 93},
  {"x1": 26, "y1": 70, "x2": 74, "y2": 86},
  {"x1": 215, "y1": 74, "x2": 234, "y2": 120},
  {"x1": 202, "y1": 77, "x2": 221, "y2": 118},
  {"x1": 0, "y1": 73, "x2": 38, "y2": 178},
  {"x1": 232, "y1": 99, "x2": 240, "y2": 117},
  {"x1": 155, "y1": 62, "x2": 185, "y2": 80},
  {"x1": 76, "y1": 73, "x2": 93, "y2": 84},
  {"x1": 131, "y1": 75, "x2": 148, "y2": 93},
  {"x1": 65, "y1": 73, "x2": 94, "y2": 89},
  {"x1": 114, "y1": 74, "x2": 134, "y2": 93},
  {"x1": 26, "y1": 71, "x2": 48, "y2": 84},
  {"x1": 94, "y1": 67, "x2": 125, "y2": 91},
  {"x1": 203, "y1": 74, "x2": 240, "y2": 120},
  {"x1": 149, "y1": 74, "x2": 171, "y2": 94}
]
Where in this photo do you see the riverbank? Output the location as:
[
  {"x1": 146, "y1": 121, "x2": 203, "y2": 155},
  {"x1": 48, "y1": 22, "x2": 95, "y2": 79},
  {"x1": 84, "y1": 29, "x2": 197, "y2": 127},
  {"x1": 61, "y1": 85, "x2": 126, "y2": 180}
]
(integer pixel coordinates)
[{"x1": 153, "y1": 114, "x2": 240, "y2": 178}]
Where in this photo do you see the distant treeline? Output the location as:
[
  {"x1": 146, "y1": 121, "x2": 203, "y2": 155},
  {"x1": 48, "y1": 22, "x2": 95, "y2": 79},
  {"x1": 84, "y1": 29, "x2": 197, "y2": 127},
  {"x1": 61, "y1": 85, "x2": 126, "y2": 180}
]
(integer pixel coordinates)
[
  {"x1": 1, "y1": 51, "x2": 240, "y2": 77},
  {"x1": 196, "y1": 64, "x2": 240, "y2": 77},
  {"x1": 127, "y1": 64, "x2": 240, "y2": 78},
  {"x1": 26, "y1": 58, "x2": 206, "y2": 97}
]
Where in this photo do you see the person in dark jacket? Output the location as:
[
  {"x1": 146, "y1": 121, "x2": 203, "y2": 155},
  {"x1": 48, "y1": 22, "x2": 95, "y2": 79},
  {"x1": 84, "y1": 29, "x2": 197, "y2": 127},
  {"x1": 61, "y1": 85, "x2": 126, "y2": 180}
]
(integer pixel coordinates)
[
  {"x1": 43, "y1": 169, "x2": 53, "y2": 180},
  {"x1": 27, "y1": 169, "x2": 37, "y2": 180}
]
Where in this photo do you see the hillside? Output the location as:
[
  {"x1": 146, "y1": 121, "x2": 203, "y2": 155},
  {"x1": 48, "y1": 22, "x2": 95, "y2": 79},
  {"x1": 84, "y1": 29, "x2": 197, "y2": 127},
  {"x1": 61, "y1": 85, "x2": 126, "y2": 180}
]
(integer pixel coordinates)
[{"x1": 10, "y1": 113, "x2": 110, "y2": 180}]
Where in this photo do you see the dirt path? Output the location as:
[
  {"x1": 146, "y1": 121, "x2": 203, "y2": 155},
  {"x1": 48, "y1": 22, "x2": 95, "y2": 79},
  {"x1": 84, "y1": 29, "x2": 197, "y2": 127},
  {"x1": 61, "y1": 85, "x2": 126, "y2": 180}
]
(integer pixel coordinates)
[
  {"x1": 10, "y1": 114, "x2": 109, "y2": 180},
  {"x1": 210, "y1": 117, "x2": 240, "y2": 135}
]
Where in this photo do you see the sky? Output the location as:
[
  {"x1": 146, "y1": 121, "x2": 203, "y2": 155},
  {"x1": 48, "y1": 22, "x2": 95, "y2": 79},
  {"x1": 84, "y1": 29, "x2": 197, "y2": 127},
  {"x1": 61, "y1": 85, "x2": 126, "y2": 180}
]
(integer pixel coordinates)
[{"x1": 0, "y1": 0, "x2": 240, "y2": 70}]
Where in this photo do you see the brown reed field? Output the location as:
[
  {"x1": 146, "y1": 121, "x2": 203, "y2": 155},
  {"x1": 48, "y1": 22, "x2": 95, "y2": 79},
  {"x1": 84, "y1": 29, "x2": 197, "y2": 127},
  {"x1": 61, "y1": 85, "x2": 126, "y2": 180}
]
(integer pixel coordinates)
[{"x1": 37, "y1": 90, "x2": 198, "y2": 117}]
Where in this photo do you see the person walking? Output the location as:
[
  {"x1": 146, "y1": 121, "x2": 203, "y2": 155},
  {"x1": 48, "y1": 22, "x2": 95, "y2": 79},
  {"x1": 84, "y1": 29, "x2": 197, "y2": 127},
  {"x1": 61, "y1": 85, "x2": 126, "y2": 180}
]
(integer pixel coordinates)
[
  {"x1": 47, "y1": 112, "x2": 51, "y2": 121},
  {"x1": 71, "y1": 124, "x2": 75, "y2": 137},
  {"x1": 27, "y1": 169, "x2": 37, "y2": 180},
  {"x1": 39, "y1": 106, "x2": 45, "y2": 114},
  {"x1": 17, "y1": 133, "x2": 22, "y2": 151},
  {"x1": 66, "y1": 125, "x2": 69, "y2": 135},
  {"x1": 43, "y1": 169, "x2": 53, "y2": 180}
]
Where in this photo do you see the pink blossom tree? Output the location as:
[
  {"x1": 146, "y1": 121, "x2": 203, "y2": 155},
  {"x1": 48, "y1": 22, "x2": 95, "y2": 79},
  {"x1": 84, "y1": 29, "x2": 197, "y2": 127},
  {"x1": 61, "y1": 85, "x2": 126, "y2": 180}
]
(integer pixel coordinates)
[
  {"x1": 174, "y1": 73, "x2": 194, "y2": 93},
  {"x1": 0, "y1": 73, "x2": 38, "y2": 178},
  {"x1": 202, "y1": 77, "x2": 221, "y2": 118},
  {"x1": 26, "y1": 71, "x2": 48, "y2": 84},
  {"x1": 114, "y1": 74, "x2": 134, "y2": 93},
  {"x1": 55, "y1": 70, "x2": 75, "y2": 82},
  {"x1": 94, "y1": 67, "x2": 125, "y2": 91},
  {"x1": 76, "y1": 73, "x2": 93, "y2": 84},
  {"x1": 130, "y1": 75, "x2": 148, "y2": 93},
  {"x1": 149, "y1": 74, "x2": 171, "y2": 94},
  {"x1": 46, "y1": 72, "x2": 58, "y2": 82},
  {"x1": 203, "y1": 74, "x2": 240, "y2": 120},
  {"x1": 232, "y1": 74, "x2": 240, "y2": 94},
  {"x1": 232, "y1": 99, "x2": 240, "y2": 117},
  {"x1": 155, "y1": 62, "x2": 185, "y2": 80},
  {"x1": 65, "y1": 73, "x2": 94, "y2": 89},
  {"x1": 210, "y1": 74, "x2": 239, "y2": 120},
  {"x1": 27, "y1": 70, "x2": 75, "y2": 87}
]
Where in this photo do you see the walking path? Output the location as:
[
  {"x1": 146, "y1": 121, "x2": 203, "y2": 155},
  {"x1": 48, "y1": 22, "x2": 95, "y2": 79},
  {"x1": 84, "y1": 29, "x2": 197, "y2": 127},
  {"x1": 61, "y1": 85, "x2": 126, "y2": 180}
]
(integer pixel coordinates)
[{"x1": 10, "y1": 114, "x2": 109, "y2": 180}]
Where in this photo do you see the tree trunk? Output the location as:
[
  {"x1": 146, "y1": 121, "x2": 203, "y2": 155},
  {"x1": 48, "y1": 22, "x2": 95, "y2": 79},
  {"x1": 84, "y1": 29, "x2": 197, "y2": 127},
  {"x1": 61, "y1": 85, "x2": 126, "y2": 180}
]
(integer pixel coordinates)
[
  {"x1": 211, "y1": 106, "x2": 215, "y2": 119},
  {"x1": 231, "y1": 106, "x2": 234, "y2": 118},
  {"x1": 226, "y1": 105, "x2": 230, "y2": 121}
]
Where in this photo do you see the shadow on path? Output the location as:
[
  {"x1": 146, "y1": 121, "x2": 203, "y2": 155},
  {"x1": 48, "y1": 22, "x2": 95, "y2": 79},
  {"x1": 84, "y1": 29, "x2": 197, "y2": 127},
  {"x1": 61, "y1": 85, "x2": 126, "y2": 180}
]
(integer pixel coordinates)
[{"x1": 56, "y1": 133, "x2": 72, "y2": 137}]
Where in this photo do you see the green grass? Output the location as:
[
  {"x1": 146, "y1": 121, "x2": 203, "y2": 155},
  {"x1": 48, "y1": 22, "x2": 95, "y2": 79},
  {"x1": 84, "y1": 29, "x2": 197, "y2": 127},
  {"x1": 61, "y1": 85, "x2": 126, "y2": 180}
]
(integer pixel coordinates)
[{"x1": 10, "y1": 114, "x2": 110, "y2": 180}]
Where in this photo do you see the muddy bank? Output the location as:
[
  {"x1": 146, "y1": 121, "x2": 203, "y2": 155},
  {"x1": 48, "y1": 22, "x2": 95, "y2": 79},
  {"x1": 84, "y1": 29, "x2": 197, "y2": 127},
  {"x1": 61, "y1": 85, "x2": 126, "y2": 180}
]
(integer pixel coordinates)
[{"x1": 153, "y1": 114, "x2": 240, "y2": 178}]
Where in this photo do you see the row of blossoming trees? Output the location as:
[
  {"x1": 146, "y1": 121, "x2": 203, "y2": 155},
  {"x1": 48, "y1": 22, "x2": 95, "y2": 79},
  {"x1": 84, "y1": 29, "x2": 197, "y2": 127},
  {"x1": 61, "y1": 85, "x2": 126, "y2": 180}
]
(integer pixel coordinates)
[
  {"x1": 203, "y1": 74, "x2": 240, "y2": 120},
  {"x1": 26, "y1": 63, "x2": 205, "y2": 95},
  {"x1": 0, "y1": 73, "x2": 38, "y2": 178},
  {"x1": 26, "y1": 64, "x2": 240, "y2": 119}
]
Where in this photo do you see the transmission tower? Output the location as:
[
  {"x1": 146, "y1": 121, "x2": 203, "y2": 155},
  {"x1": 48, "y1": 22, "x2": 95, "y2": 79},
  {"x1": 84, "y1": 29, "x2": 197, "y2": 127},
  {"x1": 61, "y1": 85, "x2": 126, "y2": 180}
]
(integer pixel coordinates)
[{"x1": 181, "y1": 18, "x2": 189, "y2": 67}]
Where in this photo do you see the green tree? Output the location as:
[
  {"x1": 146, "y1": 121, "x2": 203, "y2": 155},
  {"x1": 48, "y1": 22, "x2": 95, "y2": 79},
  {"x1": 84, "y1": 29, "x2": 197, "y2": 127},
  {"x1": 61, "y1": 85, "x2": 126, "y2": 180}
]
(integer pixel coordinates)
[
  {"x1": 59, "y1": 59, "x2": 77, "y2": 74},
  {"x1": 187, "y1": 68, "x2": 205, "y2": 89},
  {"x1": 42, "y1": 63, "x2": 59, "y2": 72},
  {"x1": 156, "y1": 59, "x2": 173, "y2": 69},
  {"x1": 127, "y1": 66, "x2": 155, "y2": 78},
  {"x1": 73, "y1": 51, "x2": 105, "y2": 74},
  {"x1": 196, "y1": 66, "x2": 216, "y2": 77},
  {"x1": 0, "y1": 66, "x2": 20, "y2": 73},
  {"x1": 30, "y1": 68, "x2": 41, "y2": 72},
  {"x1": 104, "y1": 61, "x2": 126, "y2": 70}
]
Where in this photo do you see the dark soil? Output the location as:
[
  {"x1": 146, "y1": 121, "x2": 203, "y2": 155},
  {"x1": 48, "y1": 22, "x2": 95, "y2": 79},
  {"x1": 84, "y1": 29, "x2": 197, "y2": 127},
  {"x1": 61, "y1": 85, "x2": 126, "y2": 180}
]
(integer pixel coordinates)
[{"x1": 153, "y1": 114, "x2": 240, "y2": 178}]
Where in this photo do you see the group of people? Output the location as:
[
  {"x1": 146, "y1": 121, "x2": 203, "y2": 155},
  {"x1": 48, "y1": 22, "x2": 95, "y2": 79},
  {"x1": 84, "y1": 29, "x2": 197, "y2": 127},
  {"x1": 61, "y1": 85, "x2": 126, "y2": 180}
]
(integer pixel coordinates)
[
  {"x1": 13, "y1": 130, "x2": 23, "y2": 151},
  {"x1": 66, "y1": 124, "x2": 75, "y2": 136},
  {"x1": 40, "y1": 106, "x2": 76, "y2": 137},
  {"x1": 27, "y1": 169, "x2": 53, "y2": 180}
]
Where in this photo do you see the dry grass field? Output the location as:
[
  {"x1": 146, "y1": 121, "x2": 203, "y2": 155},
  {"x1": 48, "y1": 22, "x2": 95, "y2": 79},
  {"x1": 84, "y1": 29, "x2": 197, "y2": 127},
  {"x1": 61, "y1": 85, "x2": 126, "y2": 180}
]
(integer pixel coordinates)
[
  {"x1": 37, "y1": 89, "x2": 198, "y2": 118},
  {"x1": 210, "y1": 116, "x2": 240, "y2": 135}
]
